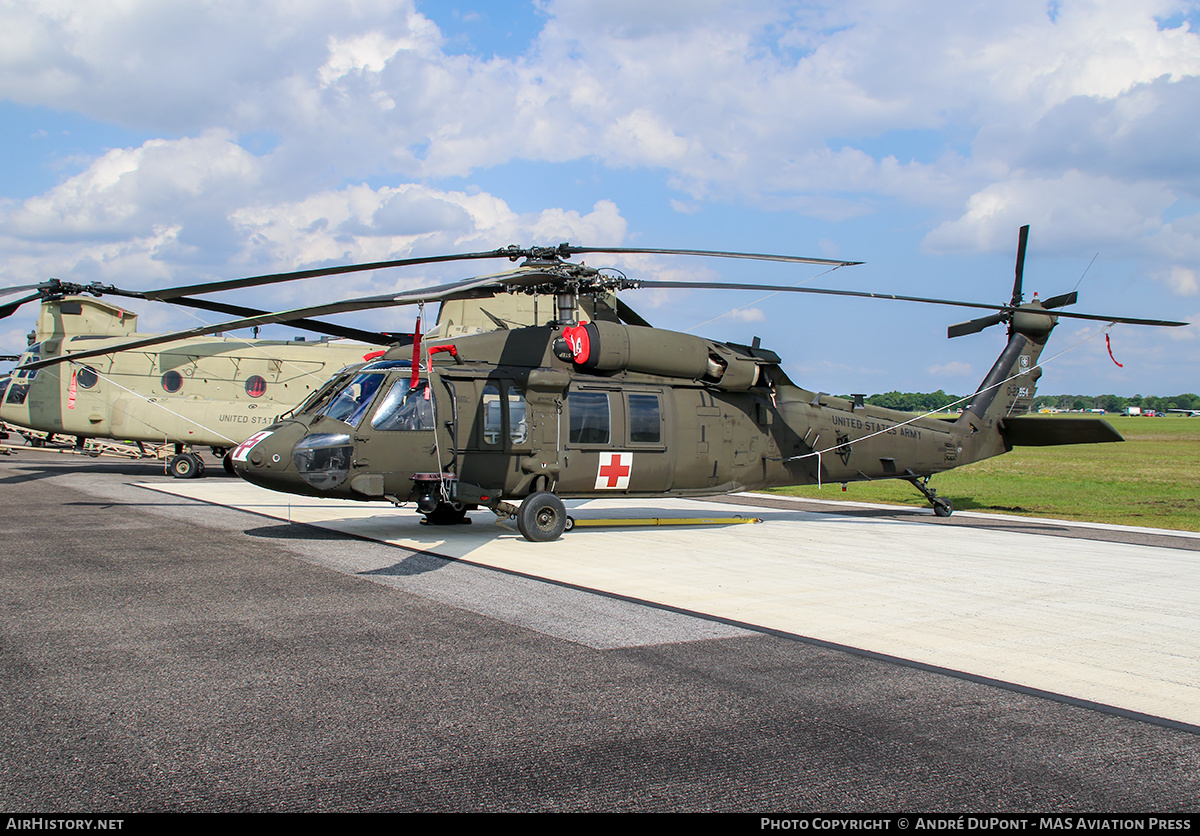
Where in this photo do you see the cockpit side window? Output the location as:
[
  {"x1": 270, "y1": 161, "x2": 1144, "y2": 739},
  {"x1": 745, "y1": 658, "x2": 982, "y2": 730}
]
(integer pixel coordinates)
[
  {"x1": 370, "y1": 377, "x2": 435, "y2": 431},
  {"x1": 15, "y1": 346, "x2": 40, "y2": 381}
]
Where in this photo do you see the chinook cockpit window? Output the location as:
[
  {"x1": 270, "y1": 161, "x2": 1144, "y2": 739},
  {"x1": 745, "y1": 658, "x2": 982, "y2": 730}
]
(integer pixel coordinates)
[
  {"x1": 14, "y1": 346, "x2": 40, "y2": 381},
  {"x1": 370, "y1": 378, "x2": 434, "y2": 431}
]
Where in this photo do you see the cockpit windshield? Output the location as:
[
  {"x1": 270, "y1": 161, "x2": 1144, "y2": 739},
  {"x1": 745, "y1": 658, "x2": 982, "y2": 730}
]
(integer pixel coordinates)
[
  {"x1": 318, "y1": 371, "x2": 387, "y2": 427},
  {"x1": 314, "y1": 360, "x2": 426, "y2": 429}
]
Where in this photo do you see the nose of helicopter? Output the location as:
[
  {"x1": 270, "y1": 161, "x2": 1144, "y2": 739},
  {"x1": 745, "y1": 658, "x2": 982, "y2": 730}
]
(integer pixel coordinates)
[{"x1": 229, "y1": 421, "x2": 311, "y2": 492}]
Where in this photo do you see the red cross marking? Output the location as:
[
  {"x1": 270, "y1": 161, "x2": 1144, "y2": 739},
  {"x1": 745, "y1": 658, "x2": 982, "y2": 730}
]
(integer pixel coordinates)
[{"x1": 597, "y1": 453, "x2": 631, "y2": 488}]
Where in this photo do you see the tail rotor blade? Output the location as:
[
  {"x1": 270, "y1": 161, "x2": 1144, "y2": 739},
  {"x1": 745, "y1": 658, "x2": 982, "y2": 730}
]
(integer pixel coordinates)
[
  {"x1": 1041, "y1": 291, "x2": 1078, "y2": 310},
  {"x1": 1011, "y1": 225, "x2": 1029, "y2": 307},
  {"x1": 948, "y1": 313, "x2": 1005, "y2": 339}
]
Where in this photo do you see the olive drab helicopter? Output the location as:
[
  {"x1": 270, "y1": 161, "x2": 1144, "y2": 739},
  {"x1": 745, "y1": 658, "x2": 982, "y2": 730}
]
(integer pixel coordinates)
[
  {"x1": 0, "y1": 264, "x2": 653, "y2": 477},
  {"x1": 18, "y1": 229, "x2": 1187, "y2": 541}
]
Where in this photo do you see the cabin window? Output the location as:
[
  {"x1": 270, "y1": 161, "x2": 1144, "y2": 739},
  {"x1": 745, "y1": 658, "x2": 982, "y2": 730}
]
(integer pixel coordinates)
[
  {"x1": 370, "y1": 378, "x2": 435, "y2": 431},
  {"x1": 508, "y1": 391, "x2": 528, "y2": 445},
  {"x1": 569, "y1": 391, "x2": 610, "y2": 445},
  {"x1": 245, "y1": 375, "x2": 267, "y2": 398},
  {"x1": 161, "y1": 370, "x2": 183, "y2": 393},
  {"x1": 76, "y1": 366, "x2": 98, "y2": 389},
  {"x1": 481, "y1": 384, "x2": 502, "y2": 446},
  {"x1": 628, "y1": 394, "x2": 661, "y2": 444},
  {"x1": 479, "y1": 383, "x2": 528, "y2": 448}
]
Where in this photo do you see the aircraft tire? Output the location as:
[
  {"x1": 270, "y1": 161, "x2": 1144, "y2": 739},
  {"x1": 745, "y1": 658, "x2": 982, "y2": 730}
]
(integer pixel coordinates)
[
  {"x1": 517, "y1": 492, "x2": 567, "y2": 542},
  {"x1": 223, "y1": 453, "x2": 235, "y2": 475},
  {"x1": 168, "y1": 452, "x2": 202, "y2": 479},
  {"x1": 933, "y1": 498, "x2": 953, "y2": 517}
]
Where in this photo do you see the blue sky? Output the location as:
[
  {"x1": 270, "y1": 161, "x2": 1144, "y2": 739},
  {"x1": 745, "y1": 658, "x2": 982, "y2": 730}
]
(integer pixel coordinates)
[{"x1": 1, "y1": 0, "x2": 1198, "y2": 397}]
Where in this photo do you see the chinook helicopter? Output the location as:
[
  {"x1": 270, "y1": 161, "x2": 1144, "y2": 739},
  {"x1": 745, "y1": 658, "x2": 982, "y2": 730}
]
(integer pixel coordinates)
[
  {"x1": 20, "y1": 229, "x2": 1186, "y2": 540},
  {"x1": 0, "y1": 276, "x2": 412, "y2": 476}
]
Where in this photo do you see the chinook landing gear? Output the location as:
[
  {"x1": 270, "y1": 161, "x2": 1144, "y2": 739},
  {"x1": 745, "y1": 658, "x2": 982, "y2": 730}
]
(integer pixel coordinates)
[
  {"x1": 907, "y1": 474, "x2": 953, "y2": 517},
  {"x1": 167, "y1": 451, "x2": 205, "y2": 479}
]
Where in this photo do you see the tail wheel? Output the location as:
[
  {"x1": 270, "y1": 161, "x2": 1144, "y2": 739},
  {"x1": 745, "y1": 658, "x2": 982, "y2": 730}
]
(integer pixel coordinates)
[
  {"x1": 517, "y1": 492, "x2": 567, "y2": 542},
  {"x1": 933, "y1": 498, "x2": 954, "y2": 517}
]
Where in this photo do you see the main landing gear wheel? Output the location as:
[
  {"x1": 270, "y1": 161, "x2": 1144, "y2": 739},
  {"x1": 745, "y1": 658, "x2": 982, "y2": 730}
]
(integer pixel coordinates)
[
  {"x1": 933, "y1": 498, "x2": 954, "y2": 517},
  {"x1": 223, "y1": 453, "x2": 235, "y2": 475},
  {"x1": 517, "y1": 492, "x2": 567, "y2": 542},
  {"x1": 167, "y1": 452, "x2": 203, "y2": 479}
]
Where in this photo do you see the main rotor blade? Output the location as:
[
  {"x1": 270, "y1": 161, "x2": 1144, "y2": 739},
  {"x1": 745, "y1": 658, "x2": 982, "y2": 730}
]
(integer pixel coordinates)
[
  {"x1": 145, "y1": 245, "x2": 861, "y2": 301},
  {"x1": 144, "y1": 248, "x2": 538, "y2": 301},
  {"x1": 20, "y1": 266, "x2": 557, "y2": 370},
  {"x1": 1012, "y1": 225, "x2": 1029, "y2": 307},
  {"x1": 168, "y1": 297, "x2": 401, "y2": 345},
  {"x1": 0, "y1": 283, "x2": 44, "y2": 300},
  {"x1": 631, "y1": 280, "x2": 1189, "y2": 327},
  {"x1": 631, "y1": 280, "x2": 1013, "y2": 314},
  {"x1": 564, "y1": 246, "x2": 861, "y2": 268},
  {"x1": 0, "y1": 292, "x2": 45, "y2": 321}
]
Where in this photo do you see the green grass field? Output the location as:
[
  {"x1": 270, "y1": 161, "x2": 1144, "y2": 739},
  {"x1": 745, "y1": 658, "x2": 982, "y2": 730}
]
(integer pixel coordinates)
[{"x1": 768, "y1": 415, "x2": 1200, "y2": 532}]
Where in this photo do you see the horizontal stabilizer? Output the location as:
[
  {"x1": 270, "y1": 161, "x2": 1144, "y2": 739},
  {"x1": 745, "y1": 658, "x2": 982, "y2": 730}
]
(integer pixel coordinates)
[{"x1": 999, "y1": 416, "x2": 1124, "y2": 447}]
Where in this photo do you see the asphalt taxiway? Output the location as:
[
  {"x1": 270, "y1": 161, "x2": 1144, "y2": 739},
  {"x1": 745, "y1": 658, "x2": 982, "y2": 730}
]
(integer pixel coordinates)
[{"x1": 2, "y1": 449, "x2": 1199, "y2": 812}]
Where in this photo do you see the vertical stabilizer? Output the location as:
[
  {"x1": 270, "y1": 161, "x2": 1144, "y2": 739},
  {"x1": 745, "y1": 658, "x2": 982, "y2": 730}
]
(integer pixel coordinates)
[{"x1": 955, "y1": 302, "x2": 1056, "y2": 454}]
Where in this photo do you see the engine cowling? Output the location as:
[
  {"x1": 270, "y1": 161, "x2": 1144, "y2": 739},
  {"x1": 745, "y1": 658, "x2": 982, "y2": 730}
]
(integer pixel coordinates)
[{"x1": 559, "y1": 321, "x2": 760, "y2": 391}]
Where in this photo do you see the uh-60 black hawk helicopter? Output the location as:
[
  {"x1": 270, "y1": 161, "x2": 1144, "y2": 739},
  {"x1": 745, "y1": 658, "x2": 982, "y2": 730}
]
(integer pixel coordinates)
[{"x1": 22, "y1": 227, "x2": 1186, "y2": 541}]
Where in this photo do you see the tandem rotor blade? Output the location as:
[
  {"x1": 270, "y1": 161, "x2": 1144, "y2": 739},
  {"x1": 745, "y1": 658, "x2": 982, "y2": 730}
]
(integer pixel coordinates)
[
  {"x1": 0, "y1": 283, "x2": 45, "y2": 300},
  {"x1": 166, "y1": 297, "x2": 403, "y2": 345},
  {"x1": 0, "y1": 292, "x2": 45, "y2": 321},
  {"x1": 19, "y1": 266, "x2": 563, "y2": 370}
]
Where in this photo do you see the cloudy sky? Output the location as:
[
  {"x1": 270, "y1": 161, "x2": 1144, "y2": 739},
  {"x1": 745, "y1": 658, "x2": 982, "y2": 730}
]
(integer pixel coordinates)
[{"x1": 1, "y1": 0, "x2": 1197, "y2": 397}]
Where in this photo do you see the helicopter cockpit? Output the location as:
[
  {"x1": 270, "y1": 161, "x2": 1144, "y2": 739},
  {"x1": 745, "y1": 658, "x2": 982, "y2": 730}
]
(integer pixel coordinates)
[
  {"x1": 286, "y1": 359, "x2": 438, "y2": 490},
  {"x1": 2, "y1": 344, "x2": 41, "y2": 408}
]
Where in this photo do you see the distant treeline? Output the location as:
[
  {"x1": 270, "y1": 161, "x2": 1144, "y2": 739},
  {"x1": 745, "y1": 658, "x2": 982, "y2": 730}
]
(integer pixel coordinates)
[
  {"x1": 1030, "y1": 393, "x2": 1200, "y2": 413},
  {"x1": 854, "y1": 390, "x2": 1200, "y2": 413}
]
